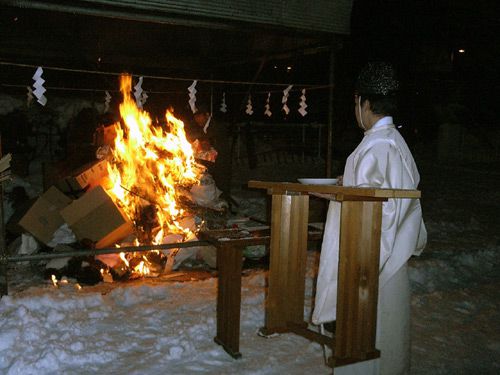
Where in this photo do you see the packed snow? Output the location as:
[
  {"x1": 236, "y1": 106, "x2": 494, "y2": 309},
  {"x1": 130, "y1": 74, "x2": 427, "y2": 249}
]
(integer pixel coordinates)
[{"x1": 1, "y1": 149, "x2": 499, "y2": 373}]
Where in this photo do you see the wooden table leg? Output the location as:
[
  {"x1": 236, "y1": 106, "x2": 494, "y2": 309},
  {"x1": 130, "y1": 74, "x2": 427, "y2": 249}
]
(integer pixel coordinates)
[
  {"x1": 263, "y1": 193, "x2": 309, "y2": 334},
  {"x1": 214, "y1": 243, "x2": 243, "y2": 359},
  {"x1": 333, "y1": 199, "x2": 382, "y2": 366}
]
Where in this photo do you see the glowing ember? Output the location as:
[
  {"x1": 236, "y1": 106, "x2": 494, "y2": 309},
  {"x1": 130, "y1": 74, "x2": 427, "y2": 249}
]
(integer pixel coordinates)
[
  {"x1": 51, "y1": 274, "x2": 58, "y2": 288},
  {"x1": 119, "y1": 252, "x2": 129, "y2": 267},
  {"x1": 133, "y1": 258, "x2": 150, "y2": 276},
  {"x1": 106, "y1": 75, "x2": 204, "y2": 245},
  {"x1": 100, "y1": 268, "x2": 113, "y2": 283}
]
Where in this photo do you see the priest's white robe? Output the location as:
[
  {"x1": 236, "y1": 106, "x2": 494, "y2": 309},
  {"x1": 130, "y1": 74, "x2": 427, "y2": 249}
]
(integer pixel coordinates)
[{"x1": 312, "y1": 117, "x2": 427, "y2": 374}]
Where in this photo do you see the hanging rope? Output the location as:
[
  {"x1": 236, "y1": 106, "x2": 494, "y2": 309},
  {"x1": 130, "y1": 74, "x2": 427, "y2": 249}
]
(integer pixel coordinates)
[{"x1": 0, "y1": 60, "x2": 333, "y2": 90}]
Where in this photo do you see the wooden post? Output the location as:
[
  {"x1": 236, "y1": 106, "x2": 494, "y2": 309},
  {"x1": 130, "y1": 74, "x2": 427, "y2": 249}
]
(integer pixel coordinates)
[
  {"x1": 264, "y1": 193, "x2": 309, "y2": 333},
  {"x1": 333, "y1": 199, "x2": 382, "y2": 365},
  {"x1": 214, "y1": 243, "x2": 243, "y2": 358}
]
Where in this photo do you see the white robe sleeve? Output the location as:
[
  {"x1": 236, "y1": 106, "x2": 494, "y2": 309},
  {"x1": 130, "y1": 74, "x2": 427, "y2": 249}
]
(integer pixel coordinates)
[
  {"x1": 353, "y1": 141, "x2": 400, "y2": 188},
  {"x1": 352, "y1": 143, "x2": 404, "y2": 272},
  {"x1": 311, "y1": 200, "x2": 341, "y2": 325}
]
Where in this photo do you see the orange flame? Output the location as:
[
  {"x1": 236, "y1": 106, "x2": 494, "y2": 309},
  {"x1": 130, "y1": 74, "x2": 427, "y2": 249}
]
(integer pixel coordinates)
[
  {"x1": 51, "y1": 274, "x2": 58, "y2": 288},
  {"x1": 106, "y1": 75, "x2": 203, "y2": 245}
]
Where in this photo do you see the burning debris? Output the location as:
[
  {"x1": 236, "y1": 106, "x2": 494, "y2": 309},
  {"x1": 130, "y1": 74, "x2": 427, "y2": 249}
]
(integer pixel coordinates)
[
  {"x1": 17, "y1": 74, "x2": 228, "y2": 285},
  {"x1": 106, "y1": 75, "x2": 205, "y2": 244}
]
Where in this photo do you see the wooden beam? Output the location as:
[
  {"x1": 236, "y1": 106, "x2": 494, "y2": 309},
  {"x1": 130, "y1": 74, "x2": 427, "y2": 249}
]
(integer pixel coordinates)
[
  {"x1": 248, "y1": 180, "x2": 421, "y2": 199},
  {"x1": 287, "y1": 322, "x2": 334, "y2": 347}
]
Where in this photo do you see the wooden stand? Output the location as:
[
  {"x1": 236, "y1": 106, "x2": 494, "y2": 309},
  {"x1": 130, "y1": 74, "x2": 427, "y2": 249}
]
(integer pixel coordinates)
[
  {"x1": 248, "y1": 181, "x2": 420, "y2": 368},
  {"x1": 200, "y1": 226, "x2": 324, "y2": 359},
  {"x1": 199, "y1": 229, "x2": 270, "y2": 359}
]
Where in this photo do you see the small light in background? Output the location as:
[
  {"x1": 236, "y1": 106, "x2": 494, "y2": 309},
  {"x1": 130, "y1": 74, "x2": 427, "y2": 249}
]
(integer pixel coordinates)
[
  {"x1": 286, "y1": 66, "x2": 292, "y2": 72},
  {"x1": 458, "y1": 49, "x2": 465, "y2": 54},
  {"x1": 13, "y1": 17, "x2": 18, "y2": 22},
  {"x1": 273, "y1": 65, "x2": 278, "y2": 69}
]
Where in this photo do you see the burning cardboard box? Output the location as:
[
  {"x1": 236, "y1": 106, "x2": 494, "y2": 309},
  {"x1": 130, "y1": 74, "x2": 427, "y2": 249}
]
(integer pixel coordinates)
[
  {"x1": 60, "y1": 185, "x2": 134, "y2": 249},
  {"x1": 19, "y1": 186, "x2": 72, "y2": 245},
  {"x1": 56, "y1": 159, "x2": 111, "y2": 196}
]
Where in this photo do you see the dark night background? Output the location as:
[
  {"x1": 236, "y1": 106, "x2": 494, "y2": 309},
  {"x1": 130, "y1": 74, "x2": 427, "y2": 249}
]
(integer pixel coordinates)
[
  {"x1": 340, "y1": 0, "x2": 500, "y2": 163},
  {"x1": 0, "y1": 0, "x2": 499, "y2": 173}
]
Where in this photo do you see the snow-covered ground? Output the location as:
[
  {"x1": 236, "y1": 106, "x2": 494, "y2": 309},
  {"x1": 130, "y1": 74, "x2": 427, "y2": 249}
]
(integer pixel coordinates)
[
  {"x1": 408, "y1": 161, "x2": 500, "y2": 374},
  {"x1": 1, "y1": 159, "x2": 499, "y2": 374}
]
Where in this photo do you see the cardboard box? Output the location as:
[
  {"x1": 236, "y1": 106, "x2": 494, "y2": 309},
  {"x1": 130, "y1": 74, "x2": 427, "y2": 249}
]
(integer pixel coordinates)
[
  {"x1": 56, "y1": 159, "x2": 111, "y2": 195},
  {"x1": 70, "y1": 159, "x2": 110, "y2": 191},
  {"x1": 19, "y1": 186, "x2": 72, "y2": 245},
  {"x1": 60, "y1": 185, "x2": 134, "y2": 249}
]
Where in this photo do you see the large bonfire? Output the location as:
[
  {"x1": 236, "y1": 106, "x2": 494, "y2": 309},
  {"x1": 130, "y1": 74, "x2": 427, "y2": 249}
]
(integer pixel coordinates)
[{"x1": 102, "y1": 75, "x2": 205, "y2": 276}]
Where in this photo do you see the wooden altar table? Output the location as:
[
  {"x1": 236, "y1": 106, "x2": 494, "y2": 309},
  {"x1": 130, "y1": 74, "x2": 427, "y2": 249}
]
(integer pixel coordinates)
[{"x1": 247, "y1": 180, "x2": 420, "y2": 368}]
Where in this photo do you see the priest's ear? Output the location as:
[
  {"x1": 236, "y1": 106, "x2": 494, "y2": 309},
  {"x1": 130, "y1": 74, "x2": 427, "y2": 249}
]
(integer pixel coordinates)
[{"x1": 360, "y1": 97, "x2": 372, "y2": 112}]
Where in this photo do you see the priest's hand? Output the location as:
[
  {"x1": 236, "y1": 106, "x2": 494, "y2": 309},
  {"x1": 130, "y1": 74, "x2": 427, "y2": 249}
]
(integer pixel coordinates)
[{"x1": 337, "y1": 175, "x2": 343, "y2": 186}]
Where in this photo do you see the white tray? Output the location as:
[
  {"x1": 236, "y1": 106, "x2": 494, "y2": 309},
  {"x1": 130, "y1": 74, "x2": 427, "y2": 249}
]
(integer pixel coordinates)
[{"x1": 297, "y1": 178, "x2": 338, "y2": 185}]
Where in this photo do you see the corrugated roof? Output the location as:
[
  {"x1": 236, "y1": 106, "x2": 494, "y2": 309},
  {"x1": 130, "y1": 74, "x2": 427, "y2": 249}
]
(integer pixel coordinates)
[{"x1": 8, "y1": 0, "x2": 352, "y2": 34}]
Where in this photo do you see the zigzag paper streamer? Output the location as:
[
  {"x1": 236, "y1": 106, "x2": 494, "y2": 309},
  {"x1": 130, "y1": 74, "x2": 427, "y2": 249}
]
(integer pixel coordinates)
[
  {"x1": 188, "y1": 80, "x2": 198, "y2": 113},
  {"x1": 140, "y1": 91, "x2": 148, "y2": 107},
  {"x1": 27, "y1": 86, "x2": 34, "y2": 107},
  {"x1": 220, "y1": 92, "x2": 227, "y2": 113},
  {"x1": 32, "y1": 67, "x2": 47, "y2": 106},
  {"x1": 134, "y1": 77, "x2": 144, "y2": 108},
  {"x1": 104, "y1": 91, "x2": 111, "y2": 113},
  {"x1": 245, "y1": 95, "x2": 254, "y2": 115},
  {"x1": 264, "y1": 92, "x2": 272, "y2": 117},
  {"x1": 282, "y1": 84, "x2": 293, "y2": 115},
  {"x1": 298, "y1": 89, "x2": 308, "y2": 117},
  {"x1": 282, "y1": 104, "x2": 290, "y2": 115}
]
